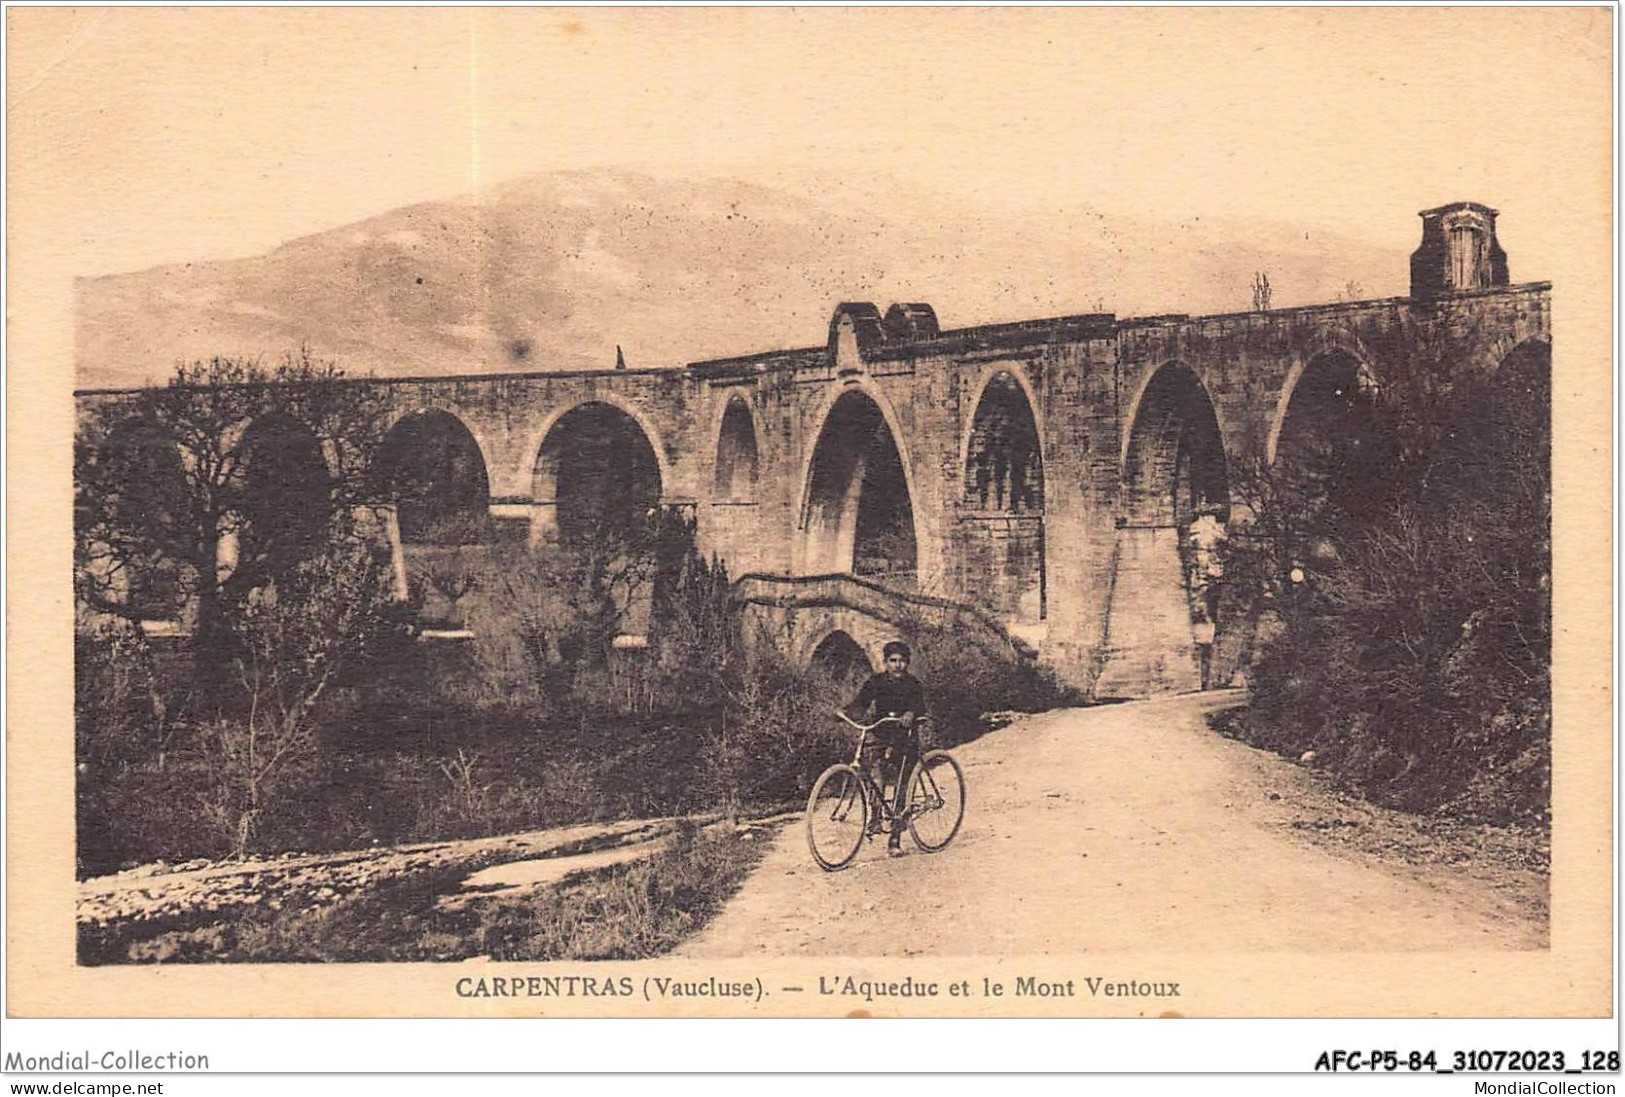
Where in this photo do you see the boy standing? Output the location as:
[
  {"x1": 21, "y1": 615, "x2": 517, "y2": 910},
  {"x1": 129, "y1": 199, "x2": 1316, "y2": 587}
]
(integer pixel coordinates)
[{"x1": 847, "y1": 640, "x2": 926, "y2": 856}]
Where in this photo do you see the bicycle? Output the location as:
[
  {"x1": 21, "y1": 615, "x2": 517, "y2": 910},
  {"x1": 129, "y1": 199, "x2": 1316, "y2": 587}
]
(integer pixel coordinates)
[{"x1": 804, "y1": 711, "x2": 967, "y2": 871}]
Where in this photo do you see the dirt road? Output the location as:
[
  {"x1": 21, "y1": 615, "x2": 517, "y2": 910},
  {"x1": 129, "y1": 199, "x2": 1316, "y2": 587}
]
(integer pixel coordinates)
[{"x1": 680, "y1": 691, "x2": 1546, "y2": 957}]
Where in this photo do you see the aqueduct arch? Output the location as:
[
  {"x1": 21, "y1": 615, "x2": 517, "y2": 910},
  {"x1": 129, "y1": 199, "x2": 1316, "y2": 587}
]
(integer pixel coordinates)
[
  {"x1": 714, "y1": 395, "x2": 760, "y2": 502},
  {"x1": 531, "y1": 401, "x2": 664, "y2": 549},
  {"x1": 965, "y1": 370, "x2": 1045, "y2": 512},
  {"x1": 799, "y1": 387, "x2": 918, "y2": 586},
  {"x1": 84, "y1": 416, "x2": 192, "y2": 619},
  {"x1": 1097, "y1": 362, "x2": 1230, "y2": 697},
  {"x1": 1269, "y1": 347, "x2": 1379, "y2": 497},
  {"x1": 376, "y1": 409, "x2": 493, "y2": 545},
  {"x1": 961, "y1": 369, "x2": 1047, "y2": 623},
  {"x1": 809, "y1": 629, "x2": 874, "y2": 690},
  {"x1": 1122, "y1": 362, "x2": 1229, "y2": 528},
  {"x1": 233, "y1": 412, "x2": 333, "y2": 584}
]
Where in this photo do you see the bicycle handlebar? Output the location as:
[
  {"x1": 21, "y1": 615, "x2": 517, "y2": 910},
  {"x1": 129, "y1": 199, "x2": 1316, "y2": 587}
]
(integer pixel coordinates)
[
  {"x1": 833, "y1": 710, "x2": 911, "y2": 733},
  {"x1": 833, "y1": 709, "x2": 931, "y2": 769}
]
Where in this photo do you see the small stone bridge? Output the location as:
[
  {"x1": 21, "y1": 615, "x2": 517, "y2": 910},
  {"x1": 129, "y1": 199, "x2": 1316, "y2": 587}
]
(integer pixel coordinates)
[{"x1": 77, "y1": 203, "x2": 1551, "y2": 696}]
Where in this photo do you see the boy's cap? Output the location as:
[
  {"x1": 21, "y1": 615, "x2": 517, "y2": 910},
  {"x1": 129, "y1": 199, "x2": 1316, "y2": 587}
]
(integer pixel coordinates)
[{"x1": 882, "y1": 640, "x2": 912, "y2": 660}]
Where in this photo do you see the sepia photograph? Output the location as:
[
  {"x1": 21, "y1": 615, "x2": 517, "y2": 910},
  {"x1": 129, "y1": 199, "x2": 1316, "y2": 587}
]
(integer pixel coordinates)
[{"x1": 6, "y1": 5, "x2": 1613, "y2": 1044}]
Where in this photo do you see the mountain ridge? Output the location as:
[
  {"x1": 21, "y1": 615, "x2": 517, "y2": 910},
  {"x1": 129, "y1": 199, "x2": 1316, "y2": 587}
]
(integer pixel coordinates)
[{"x1": 75, "y1": 168, "x2": 1406, "y2": 389}]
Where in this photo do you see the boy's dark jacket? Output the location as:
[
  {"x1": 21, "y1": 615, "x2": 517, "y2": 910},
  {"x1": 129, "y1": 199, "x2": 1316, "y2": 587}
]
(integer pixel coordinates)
[{"x1": 850, "y1": 670, "x2": 925, "y2": 720}]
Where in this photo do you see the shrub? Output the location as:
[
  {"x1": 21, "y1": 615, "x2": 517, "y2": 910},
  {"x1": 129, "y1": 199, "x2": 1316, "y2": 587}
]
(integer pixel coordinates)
[
  {"x1": 902, "y1": 619, "x2": 1073, "y2": 748},
  {"x1": 1220, "y1": 336, "x2": 1550, "y2": 823},
  {"x1": 74, "y1": 624, "x2": 174, "y2": 770},
  {"x1": 192, "y1": 533, "x2": 401, "y2": 857},
  {"x1": 697, "y1": 643, "x2": 848, "y2": 818},
  {"x1": 76, "y1": 492, "x2": 1072, "y2": 874}
]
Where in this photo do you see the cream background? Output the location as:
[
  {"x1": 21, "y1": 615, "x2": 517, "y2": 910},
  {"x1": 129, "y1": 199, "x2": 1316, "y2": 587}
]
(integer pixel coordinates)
[{"x1": 7, "y1": 6, "x2": 1613, "y2": 1019}]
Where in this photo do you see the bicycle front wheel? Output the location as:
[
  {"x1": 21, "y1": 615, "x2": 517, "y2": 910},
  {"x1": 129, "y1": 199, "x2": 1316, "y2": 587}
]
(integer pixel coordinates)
[
  {"x1": 906, "y1": 750, "x2": 965, "y2": 852},
  {"x1": 806, "y1": 764, "x2": 869, "y2": 871}
]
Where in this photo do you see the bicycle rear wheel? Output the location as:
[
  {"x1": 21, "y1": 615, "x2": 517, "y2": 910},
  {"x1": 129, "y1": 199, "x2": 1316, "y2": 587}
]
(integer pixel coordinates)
[
  {"x1": 906, "y1": 750, "x2": 965, "y2": 852},
  {"x1": 806, "y1": 764, "x2": 869, "y2": 871}
]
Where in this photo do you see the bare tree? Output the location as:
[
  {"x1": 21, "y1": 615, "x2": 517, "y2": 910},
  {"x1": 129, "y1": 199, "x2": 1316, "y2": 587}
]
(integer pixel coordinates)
[
  {"x1": 201, "y1": 536, "x2": 397, "y2": 856},
  {"x1": 75, "y1": 350, "x2": 388, "y2": 692},
  {"x1": 1251, "y1": 271, "x2": 1273, "y2": 311}
]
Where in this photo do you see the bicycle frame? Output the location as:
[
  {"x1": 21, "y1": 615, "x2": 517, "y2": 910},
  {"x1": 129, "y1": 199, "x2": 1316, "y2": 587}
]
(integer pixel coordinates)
[
  {"x1": 834, "y1": 709, "x2": 908, "y2": 767},
  {"x1": 807, "y1": 710, "x2": 963, "y2": 867},
  {"x1": 832, "y1": 710, "x2": 930, "y2": 826}
]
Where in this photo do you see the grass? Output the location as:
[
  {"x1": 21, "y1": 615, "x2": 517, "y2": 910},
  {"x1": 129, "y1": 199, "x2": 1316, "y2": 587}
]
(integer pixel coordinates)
[{"x1": 81, "y1": 821, "x2": 770, "y2": 964}]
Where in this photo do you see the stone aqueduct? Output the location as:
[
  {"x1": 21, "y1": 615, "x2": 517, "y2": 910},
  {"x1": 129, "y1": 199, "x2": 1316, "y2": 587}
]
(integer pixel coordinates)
[{"x1": 79, "y1": 203, "x2": 1552, "y2": 697}]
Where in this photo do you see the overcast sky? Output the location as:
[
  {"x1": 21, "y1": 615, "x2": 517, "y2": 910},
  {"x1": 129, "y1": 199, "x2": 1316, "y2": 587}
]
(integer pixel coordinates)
[{"x1": 9, "y1": 7, "x2": 1609, "y2": 280}]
